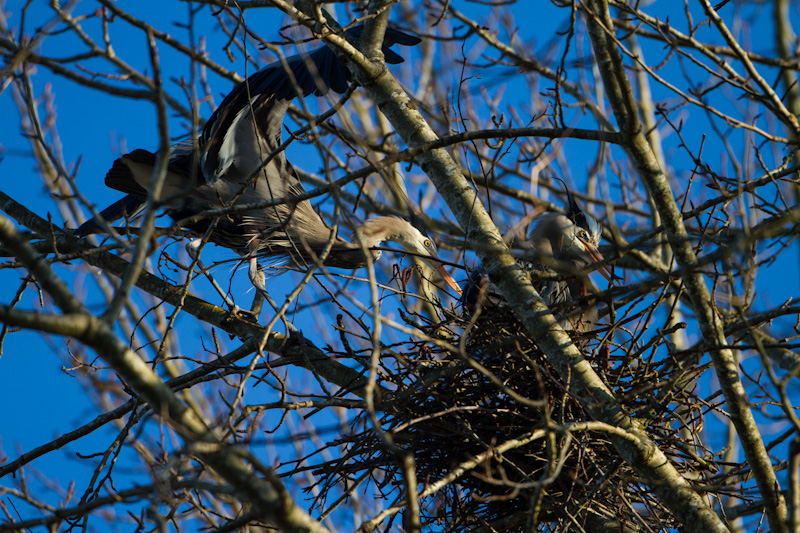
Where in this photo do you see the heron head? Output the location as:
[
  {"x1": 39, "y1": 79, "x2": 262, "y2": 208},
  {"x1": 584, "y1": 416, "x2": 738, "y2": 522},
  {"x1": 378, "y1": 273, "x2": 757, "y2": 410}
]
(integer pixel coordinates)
[
  {"x1": 529, "y1": 179, "x2": 612, "y2": 283},
  {"x1": 365, "y1": 216, "x2": 462, "y2": 295},
  {"x1": 562, "y1": 211, "x2": 606, "y2": 268}
]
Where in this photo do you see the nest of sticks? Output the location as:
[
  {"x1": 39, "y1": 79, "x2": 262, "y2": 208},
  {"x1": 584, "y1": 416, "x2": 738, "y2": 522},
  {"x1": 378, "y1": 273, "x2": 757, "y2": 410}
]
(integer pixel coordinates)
[{"x1": 310, "y1": 302, "x2": 719, "y2": 532}]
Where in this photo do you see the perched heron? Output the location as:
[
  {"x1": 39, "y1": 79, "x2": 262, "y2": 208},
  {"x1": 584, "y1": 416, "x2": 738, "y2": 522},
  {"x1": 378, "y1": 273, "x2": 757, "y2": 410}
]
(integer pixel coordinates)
[
  {"x1": 76, "y1": 27, "x2": 461, "y2": 307},
  {"x1": 462, "y1": 180, "x2": 611, "y2": 332}
]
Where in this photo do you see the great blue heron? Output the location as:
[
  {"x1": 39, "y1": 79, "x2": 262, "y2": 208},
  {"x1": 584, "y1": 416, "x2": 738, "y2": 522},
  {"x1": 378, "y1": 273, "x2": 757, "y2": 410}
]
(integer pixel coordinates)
[
  {"x1": 462, "y1": 180, "x2": 611, "y2": 332},
  {"x1": 76, "y1": 27, "x2": 461, "y2": 307}
]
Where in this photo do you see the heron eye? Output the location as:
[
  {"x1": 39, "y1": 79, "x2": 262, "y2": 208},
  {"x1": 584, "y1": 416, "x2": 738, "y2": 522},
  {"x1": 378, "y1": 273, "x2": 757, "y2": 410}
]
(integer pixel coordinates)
[
  {"x1": 578, "y1": 230, "x2": 588, "y2": 240},
  {"x1": 423, "y1": 239, "x2": 432, "y2": 248}
]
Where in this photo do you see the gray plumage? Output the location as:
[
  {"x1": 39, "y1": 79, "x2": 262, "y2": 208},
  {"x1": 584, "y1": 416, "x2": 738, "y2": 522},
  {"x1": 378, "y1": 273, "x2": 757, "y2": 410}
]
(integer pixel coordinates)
[
  {"x1": 462, "y1": 183, "x2": 611, "y2": 332},
  {"x1": 74, "y1": 28, "x2": 460, "y2": 296}
]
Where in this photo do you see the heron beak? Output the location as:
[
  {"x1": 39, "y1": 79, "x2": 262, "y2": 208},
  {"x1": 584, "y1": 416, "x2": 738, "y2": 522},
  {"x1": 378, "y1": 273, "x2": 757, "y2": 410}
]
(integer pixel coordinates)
[
  {"x1": 433, "y1": 261, "x2": 462, "y2": 295},
  {"x1": 582, "y1": 242, "x2": 614, "y2": 284}
]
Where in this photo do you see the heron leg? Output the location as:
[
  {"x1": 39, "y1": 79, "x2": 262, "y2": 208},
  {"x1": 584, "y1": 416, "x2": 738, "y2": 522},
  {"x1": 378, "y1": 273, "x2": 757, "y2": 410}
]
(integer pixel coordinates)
[
  {"x1": 186, "y1": 238, "x2": 254, "y2": 321},
  {"x1": 250, "y1": 292, "x2": 265, "y2": 318},
  {"x1": 246, "y1": 238, "x2": 298, "y2": 333},
  {"x1": 247, "y1": 253, "x2": 271, "y2": 321},
  {"x1": 246, "y1": 238, "x2": 274, "y2": 319},
  {"x1": 247, "y1": 241, "x2": 268, "y2": 294}
]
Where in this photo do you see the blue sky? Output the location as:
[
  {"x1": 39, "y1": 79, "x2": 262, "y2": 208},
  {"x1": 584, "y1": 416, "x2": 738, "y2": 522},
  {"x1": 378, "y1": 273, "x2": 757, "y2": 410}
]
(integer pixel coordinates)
[{"x1": 1, "y1": 1, "x2": 799, "y2": 530}]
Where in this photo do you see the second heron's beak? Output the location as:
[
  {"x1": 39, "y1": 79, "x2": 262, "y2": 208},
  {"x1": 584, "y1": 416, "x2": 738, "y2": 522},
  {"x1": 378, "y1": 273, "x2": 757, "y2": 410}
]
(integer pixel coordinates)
[
  {"x1": 581, "y1": 242, "x2": 614, "y2": 284},
  {"x1": 433, "y1": 261, "x2": 462, "y2": 295}
]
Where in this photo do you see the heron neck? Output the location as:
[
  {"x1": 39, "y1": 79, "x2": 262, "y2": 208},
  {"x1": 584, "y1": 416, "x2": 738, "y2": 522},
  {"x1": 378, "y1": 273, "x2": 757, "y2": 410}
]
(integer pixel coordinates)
[
  {"x1": 298, "y1": 216, "x2": 398, "y2": 269},
  {"x1": 320, "y1": 244, "x2": 381, "y2": 269}
]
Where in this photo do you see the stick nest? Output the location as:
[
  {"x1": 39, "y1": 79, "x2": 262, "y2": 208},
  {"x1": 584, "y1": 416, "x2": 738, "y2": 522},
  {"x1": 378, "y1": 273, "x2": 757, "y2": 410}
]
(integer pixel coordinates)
[{"x1": 311, "y1": 304, "x2": 723, "y2": 532}]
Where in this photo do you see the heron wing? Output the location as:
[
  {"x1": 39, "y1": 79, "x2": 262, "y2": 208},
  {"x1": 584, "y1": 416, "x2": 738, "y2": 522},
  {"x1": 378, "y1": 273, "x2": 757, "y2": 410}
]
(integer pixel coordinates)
[
  {"x1": 73, "y1": 194, "x2": 147, "y2": 236},
  {"x1": 77, "y1": 27, "x2": 420, "y2": 255},
  {"x1": 75, "y1": 140, "x2": 198, "y2": 235},
  {"x1": 104, "y1": 141, "x2": 198, "y2": 197},
  {"x1": 199, "y1": 27, "x2": 419, "y2": 185},
  {"x1": 199, "y1": 45, "x2": 348, "y2": 183}
]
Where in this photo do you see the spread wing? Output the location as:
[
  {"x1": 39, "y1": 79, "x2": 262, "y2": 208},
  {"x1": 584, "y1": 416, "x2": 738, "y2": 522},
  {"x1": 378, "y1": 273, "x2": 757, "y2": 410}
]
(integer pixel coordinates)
[
  {"x1": 199, "y1": 26, "x2": 420, "y2": 185},
  {"x1": 76, "y1": 27, "x2": 420, "y2": 246},
  {"x1": 73, "y1": 140, "x2": 196, "y2": 236}
]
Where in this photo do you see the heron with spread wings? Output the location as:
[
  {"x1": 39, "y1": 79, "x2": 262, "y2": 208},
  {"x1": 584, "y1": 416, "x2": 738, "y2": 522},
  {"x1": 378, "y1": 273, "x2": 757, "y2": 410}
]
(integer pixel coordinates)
[{"x1": 76, "y1": 27, "x2": 461, "y2": 311}]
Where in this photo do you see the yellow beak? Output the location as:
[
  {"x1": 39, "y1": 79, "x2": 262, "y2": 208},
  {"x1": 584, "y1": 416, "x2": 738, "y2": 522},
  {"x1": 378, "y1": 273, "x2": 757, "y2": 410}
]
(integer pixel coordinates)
[
  {"x1": 433, "y1": 262, "x2": 462, "y2": 295},
  {"x1": 581, "y1": 241, "x2": 614, "y2": 284}
]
